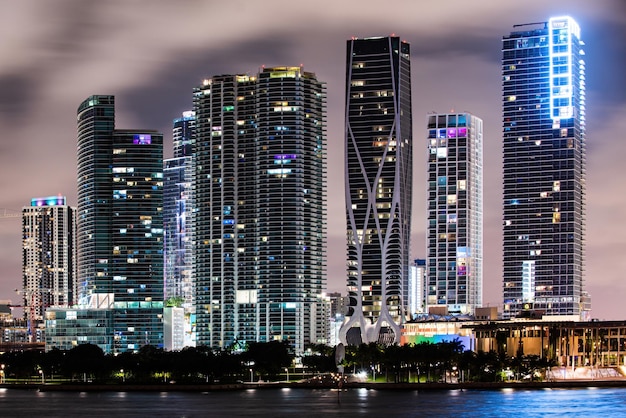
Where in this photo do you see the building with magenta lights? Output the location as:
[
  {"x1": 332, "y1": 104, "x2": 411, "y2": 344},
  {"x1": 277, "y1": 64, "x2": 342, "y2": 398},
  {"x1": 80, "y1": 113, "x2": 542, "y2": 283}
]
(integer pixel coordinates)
[
  {"x1": 22, "y1": 196, "x2": 76, "y2": 331},
  {"x1": 72, "y1": 95, "x2": 164, "y2": 353},
  {"x1": 426, "y1": 113, "x2": 483, "y2": 316},
  {"x1": 502, "y1": 17, "x2": 586, "y2": 318},
  {"x1": 194, "y1": 67, "x2": 327, "y2": 353},
  {"x1": 339, "y1": 36, "x2": 413, "y2": 346}
]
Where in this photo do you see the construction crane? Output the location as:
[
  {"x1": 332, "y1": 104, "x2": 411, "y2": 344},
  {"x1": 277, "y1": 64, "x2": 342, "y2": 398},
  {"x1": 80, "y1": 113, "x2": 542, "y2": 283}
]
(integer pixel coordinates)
[
  {"x1": 0, "y1": 208, "x2": 20, "y2": 219},
  {"x1": 12, "y1": 289, "x2": 40, "y2": 342}
]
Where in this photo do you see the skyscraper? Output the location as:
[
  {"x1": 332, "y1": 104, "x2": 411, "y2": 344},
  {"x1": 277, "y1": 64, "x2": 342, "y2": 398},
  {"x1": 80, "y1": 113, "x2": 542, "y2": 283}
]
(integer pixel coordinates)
[
  {"x1": 426, "y1": 113, "x2": 483, "y2": 315},
  {"x1": 22, "y1": 196, "x2": 76, "y2": 326},
  {"x1": 340, "y1": 36, "x2": 412, "y2": 345},
  {"x1": 77, "y1": 95, "x2": 164, "y2": 352},
  {"x1": 164, "y1": 111, "x2": 195, "y2": 313},
  {"x1": 194, "y1": 74, "x2": 257, "y2": 350},
  {"x1": 408, "y1": 258, "x2": 426, "y2": 318},
  {"x1": 194, "y1": 67, "x2": 327, "y2": 353},
  {"x1": 502, "y1": 17, "x2": 585, "y2": 318}
]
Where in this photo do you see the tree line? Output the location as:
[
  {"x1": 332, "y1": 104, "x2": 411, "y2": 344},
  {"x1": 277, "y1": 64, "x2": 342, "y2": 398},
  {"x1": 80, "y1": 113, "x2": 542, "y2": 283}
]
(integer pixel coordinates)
[{"x1": 0, "y1": 339, "x2": 556, "y2": 384}]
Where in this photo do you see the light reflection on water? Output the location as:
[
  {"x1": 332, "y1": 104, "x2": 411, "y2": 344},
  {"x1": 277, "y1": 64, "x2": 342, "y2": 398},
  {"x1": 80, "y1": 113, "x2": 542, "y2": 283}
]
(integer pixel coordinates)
[{"x1": 0, "y1": 387, "x2": 625, "y2": 417}]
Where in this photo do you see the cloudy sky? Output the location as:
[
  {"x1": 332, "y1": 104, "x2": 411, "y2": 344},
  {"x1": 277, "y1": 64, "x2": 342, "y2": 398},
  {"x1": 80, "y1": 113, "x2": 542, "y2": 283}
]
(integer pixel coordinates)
[{"x1": 1, "y1": 0, "x2": 624, "y2": 318}]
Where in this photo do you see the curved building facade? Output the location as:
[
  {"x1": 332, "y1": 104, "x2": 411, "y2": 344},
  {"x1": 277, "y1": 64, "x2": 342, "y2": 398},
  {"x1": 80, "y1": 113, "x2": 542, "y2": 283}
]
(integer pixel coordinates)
[
  {"x1": 340, "y1": 37, "x2": 413, "y2": 345},
  {"x1": 194, "y1": 68, "x2": 327, "y2": 353},
  {"x1": 76, "y1": 96, "x2": 164, "y2": 352}
]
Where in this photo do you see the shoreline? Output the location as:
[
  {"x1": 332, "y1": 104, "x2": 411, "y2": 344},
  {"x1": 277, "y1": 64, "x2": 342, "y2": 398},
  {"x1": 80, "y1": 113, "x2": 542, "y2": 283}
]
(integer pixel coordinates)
[{"x1": 3, "y1": 379, "x2": 626, "y2": 392}]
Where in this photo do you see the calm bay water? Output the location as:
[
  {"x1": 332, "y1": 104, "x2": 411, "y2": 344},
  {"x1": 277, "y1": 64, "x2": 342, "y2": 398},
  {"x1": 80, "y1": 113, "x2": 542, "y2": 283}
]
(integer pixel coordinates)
[{"x1": 1, "y1": 387, "x2": 625, "y2": 417}]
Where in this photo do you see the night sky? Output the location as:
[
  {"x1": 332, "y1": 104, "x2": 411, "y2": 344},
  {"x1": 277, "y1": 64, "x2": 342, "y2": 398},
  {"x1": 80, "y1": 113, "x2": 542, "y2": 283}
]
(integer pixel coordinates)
[{"x1": 1, "y1": 0, "x2": 624, "y2": 318}]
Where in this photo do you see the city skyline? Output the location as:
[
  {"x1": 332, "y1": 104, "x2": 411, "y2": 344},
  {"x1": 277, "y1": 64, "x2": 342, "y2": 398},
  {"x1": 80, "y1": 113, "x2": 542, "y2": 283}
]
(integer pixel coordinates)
[{"x1": 0, "y1": 1, "x2": 625, "y2": 319}]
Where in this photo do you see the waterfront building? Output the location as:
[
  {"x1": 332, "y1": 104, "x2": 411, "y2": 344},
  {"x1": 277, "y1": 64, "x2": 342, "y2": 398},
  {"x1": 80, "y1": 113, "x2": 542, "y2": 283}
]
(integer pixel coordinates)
[
  {"x1": 163, "y1": 306, "x2": 185, "y2": 351},
  {"x1": 194, "y1": 67, "x2": 327, "y2": 353},
  {"x1": 163, "y1": 111, "x2": 196, "y2": 347},
  {"x1": 426, "y1": 113, "x2": 483, "y2": 315},
  {"x1": 340, "y1": 36, "x2": 413, "y2": 345},
  {"x1": 76, "y1": 95, "x2": 164, "y2": 352},
  {"x1": 0, "y1": 316, "x2": 44, "y2": 352},
  {"x1": 45, "y1": 302, "x2": 114, "y2": 353},
  {"x1": 22, "y1": 196, "x2": 76, "y2": 331},
  {"x1": 502, "y1": 17, "x2": 586, "y2": 318}
]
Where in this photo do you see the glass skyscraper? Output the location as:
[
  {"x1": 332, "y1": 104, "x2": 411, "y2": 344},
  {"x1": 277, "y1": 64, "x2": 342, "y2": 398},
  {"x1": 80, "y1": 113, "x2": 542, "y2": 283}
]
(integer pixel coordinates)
[
  {"x1": 76, "y1": 96, "x2": 164, "y2": 352},
  {"x1": 502, "y1": 17, "x2": 586, "y2": 318},
  {"x1": 340, "y1": 36, "x2": 412, "y2": 345},
  {"x1": 426, "y1": 113, "x2": 483, "y2": 316},
  {"x1": 164, "y1": 111, "x2": 195, "y2": 314},
  {"x1": 194, "y1": 67, "x2": 327, "y2": 353}
]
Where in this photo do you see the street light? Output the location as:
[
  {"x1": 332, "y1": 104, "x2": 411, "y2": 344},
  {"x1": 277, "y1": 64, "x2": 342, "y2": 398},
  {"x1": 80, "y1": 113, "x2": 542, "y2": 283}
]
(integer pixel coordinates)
[
  {"x1": 120, "y1": 369, "x2": 125, "y2": 383},
  {"x1": 1, "y1": 364, "x2": 5, "y2": 384},
  {"x1": 250, "y1": 368, "x2": 253, "y2": 383},
  {"x1": 285, "y1": 367, "x2": 289, "y2": 382},
  {"x1": 38, "y1": 369, "x2": 44, "y2": 384}
]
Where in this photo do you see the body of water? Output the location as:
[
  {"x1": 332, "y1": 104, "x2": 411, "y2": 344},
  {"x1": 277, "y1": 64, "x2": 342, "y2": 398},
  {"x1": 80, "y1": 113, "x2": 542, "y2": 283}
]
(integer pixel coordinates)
[{"x1": 1, "y1": 386, "x2": 625, "y2": 417}]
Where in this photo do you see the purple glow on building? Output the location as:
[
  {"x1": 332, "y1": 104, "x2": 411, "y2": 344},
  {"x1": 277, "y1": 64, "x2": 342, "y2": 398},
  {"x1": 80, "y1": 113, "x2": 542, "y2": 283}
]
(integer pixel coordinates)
[
  {"x1": 132, "y1": 134, "x2": 152, "y2": 145},
  {"x1": 274, "y1": 154, "x2": 297, "y2": 160},
  {"x1": 31, "y1": 196, "x2": 66, "y2": 207}
]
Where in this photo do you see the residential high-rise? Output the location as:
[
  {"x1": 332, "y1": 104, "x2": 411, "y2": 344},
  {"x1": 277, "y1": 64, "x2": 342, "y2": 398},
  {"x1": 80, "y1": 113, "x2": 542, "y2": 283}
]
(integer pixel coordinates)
[
  {"x1": 426, "y1": 113, "x2": 483, "y2": 315},
  {"x1": 502, "y1": 17, "x2": 586, "y2": 318},
  {"x1": 340, "y1": 36, "x2": 412, "y2": 345},
  {"x1": 164, "y1": 111, "x2": 195, "y2": 313},
  {"x1": 194, "y1": 67, "x2": 327, "y2": 353},
  {"x1": 164, "y1": 110, "x2": 195, "y2": 347},
  {"x1": 408, "y1": 258, "x2": 426, "y2": 318},
  {"x1": 76, "y1": 95, "x2": 164, "y2": 352},
  {"x1": 22, "y1": 196, "x2": 76, "y2": 325}
]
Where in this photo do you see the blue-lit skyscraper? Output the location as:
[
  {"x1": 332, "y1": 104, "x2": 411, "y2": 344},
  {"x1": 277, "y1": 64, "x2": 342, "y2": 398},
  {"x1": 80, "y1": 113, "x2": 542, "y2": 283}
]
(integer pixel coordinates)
[
  {"x1": 76, "y1": 96, "x2": 164, "y2": 352},
  {"x1": 164, "y1": 111, "x2": 195, "y2": 314},
  {"x1": 340, "y1": 36, "x2": 413, "y2": 345},
  {"x1": 502, "y1": 17, "x2": 586, "y2": 318}
]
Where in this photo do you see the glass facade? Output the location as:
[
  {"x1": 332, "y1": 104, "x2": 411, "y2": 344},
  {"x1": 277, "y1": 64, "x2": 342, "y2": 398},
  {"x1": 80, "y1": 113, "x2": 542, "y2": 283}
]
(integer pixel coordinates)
[
  {"x1": 426, "y1": 113, "x2": 483, "y2": 315},
  {"x1": 408, "y1": 258, "x2": 426, "y2": 318},
  {"x1": 163, "y1": 111, "x2": 195, "y2": 315},
  {"x1": 502, "y1": 17, "x2": 586, "y2": 318},
  {"x1": 340, "y1": 37, "x2": 413, "y2": 345},
  {"x1": 110, "y1": 130, "x2": 164, "y2": 351},
  {"x1": 77, "y1": 95, "x2": 116, "y2": 300},
  {"x1": 76, "y1": 96, "x2": 164, "y2": 352},
  {"x1": 194, "y1": 68, "x2": 327, "y2": 353},
  {"x1": 45, "y1": 307, "x2": 114, "y2": 353}
]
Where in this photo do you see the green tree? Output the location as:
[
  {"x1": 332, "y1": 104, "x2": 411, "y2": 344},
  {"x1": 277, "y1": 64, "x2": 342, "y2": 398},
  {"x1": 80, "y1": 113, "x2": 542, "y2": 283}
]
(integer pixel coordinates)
[
  {"x1": 65, "y1": 343, "x2": 105, "y2": 381},
  {"x1": 243, "y1": 341, "x2": 293, "y2": 380}
]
